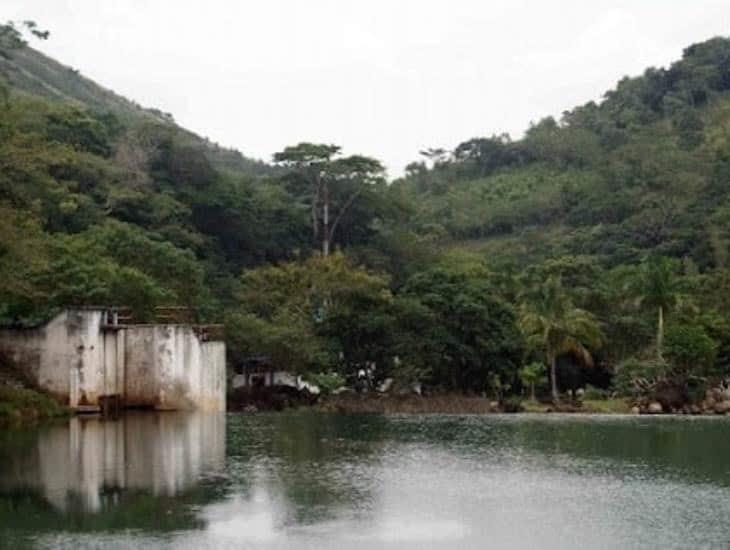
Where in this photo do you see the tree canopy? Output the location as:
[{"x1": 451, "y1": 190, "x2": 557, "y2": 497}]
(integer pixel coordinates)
[{"x1": 3, "y1": 33, "x2": 730, "y2": 402}]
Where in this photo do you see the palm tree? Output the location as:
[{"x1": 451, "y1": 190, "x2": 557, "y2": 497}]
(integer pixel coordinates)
[
  {"x1": 519, "y1": 362, "x2": 545, "y2": 401},
  {"x1": 519, "y1": 276, "x2": 602, "y2": 403},
  {"x1": 633, "y1": 256, "x2": 682, "y2": 360}
]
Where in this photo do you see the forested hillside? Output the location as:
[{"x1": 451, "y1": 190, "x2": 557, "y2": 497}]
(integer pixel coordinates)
[
  {"x1": 2, "y1": 21, "x2": 730, "y2": 404},
  {"x1": 395, "y1": 37, "x2": 730, "y2": 272}
]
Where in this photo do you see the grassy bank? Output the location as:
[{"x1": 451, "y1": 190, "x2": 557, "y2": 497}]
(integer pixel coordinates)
[
  {"x1": 0, "y1": 385, "x2": 69, "y2": 424},
  {"x1": 316, "y1": 394, "x2": 633, "y2": 415}
]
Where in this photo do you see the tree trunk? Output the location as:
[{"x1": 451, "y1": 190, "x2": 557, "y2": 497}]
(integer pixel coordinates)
[
  {"x1": 322, "y1": 182, "x2": 330, "y2": 256},
  {"x1": 530, "y1": 382, "x2": 535, "y2": 402},
  {"x1": 657, "y1": 305, "x2": 664, "y2": 360},
  {"x1": 549, "y1": 353, "x2": 559, "y2": 403},
  {"x1": 328, "y1": 188, "x2": 363, "y2": 255}
]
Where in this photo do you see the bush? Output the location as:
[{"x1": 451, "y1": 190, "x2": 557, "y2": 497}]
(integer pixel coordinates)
[
  {"x1": 518, "y1": 362, "x2": 546, "y2": 400},
  {"x1": 306, "y1": 372, "x2": 345, "y2": 395},
  {"x1": 0, "y1": 385, "x2": 68, "y2": 422},
  {"x1": 664, "y1": 323, "x2": 717, "y2": 376},
  {"x1": 501, "y1": 395, "x2": 524, "y2": 413},
  {"x1": 612, "y1": 358, "x2": 668, "y2": 397},
  {"x1": 582, "y1": 384, "x2": 609, "y2": 400}
]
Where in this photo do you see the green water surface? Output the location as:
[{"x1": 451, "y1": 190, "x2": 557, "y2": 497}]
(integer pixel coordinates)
[{"x1": 1, "y1": 411, "x2": 729, "y2": 549}]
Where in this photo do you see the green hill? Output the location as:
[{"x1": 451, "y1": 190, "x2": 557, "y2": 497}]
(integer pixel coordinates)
[
  {"x1": 392, "y1": 37, "x2": 730, "y2": 272},
  {"x1": 2, "y1": 24, "x2": 730, "y2": 401},
  {"x1": 0, "y1": 40, "x2": 274, "y2": 177}
]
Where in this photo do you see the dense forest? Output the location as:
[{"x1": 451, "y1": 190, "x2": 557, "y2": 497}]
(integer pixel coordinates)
[{"x1": 2, "y1": 21, "x2": 730, "y2": 405}]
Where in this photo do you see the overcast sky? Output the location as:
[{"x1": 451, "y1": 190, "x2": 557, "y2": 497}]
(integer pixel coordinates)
[{"x1": 2, "y1": 1, "x2": 729, "y2": 176}]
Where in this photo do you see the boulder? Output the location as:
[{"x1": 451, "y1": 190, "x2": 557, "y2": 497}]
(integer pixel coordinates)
[
  {"x1": 707, "y1": 386, "x2": 730, "y2": 402},
  {"x1": 488, "y1": 401, "x2": 500, "y2": 412},
  {"x1": 713, "y1": 401, "x2": 730, "y2": 415},
  {"x1": 647, "y1": 402, "x2": 663, "y2": 414},
  {"x1": 654, "y1": 382, "x2": 686, "y2": 411},
  {"x1": 631, "y1": 406, "x2": 641, "y2": 415}
]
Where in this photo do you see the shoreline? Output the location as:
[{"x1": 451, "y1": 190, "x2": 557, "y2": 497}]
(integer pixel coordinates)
[{"x1": 313, "y1": 394, "x2": 635, "y2": 415}]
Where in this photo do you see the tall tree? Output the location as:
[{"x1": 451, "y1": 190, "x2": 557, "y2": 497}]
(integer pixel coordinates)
[
  {"x1": 274, "y1": 143, "x2": 385, "y2": 256},
  {"x1": 632, "y1": 256, "x2": 683, "y2": 360},
  {"x1": 402, "y1": 267, "x2": 524, "y2": 393},
  {"x1": 0, "y1": 20, "x2": 48, "y2": 59},
  {"x1": 519, "y1": 276, "x2": 602, "y2": 403}
]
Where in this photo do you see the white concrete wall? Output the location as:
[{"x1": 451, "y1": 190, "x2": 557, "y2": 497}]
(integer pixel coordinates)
[
  {"x1": 0, "y1": 310, "x2": 107, "y2": 405},
  {"x1": 200, "y1": 341, "x2": 226, "y2": 411},
  {"x1": 67, "y1": 309, "x2": 106, "y2": 408},
  {"x1": 123, "y1": 325, "x2": 158, "y2": 407},
  {"x1": 123, "y1": 324, "x2": 226, "y2": 411},
  {"x1": 0, "y1": 309, "x2": 226, "y2": 411}
]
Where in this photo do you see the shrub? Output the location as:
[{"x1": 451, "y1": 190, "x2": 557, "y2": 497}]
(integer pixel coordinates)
[
  {"x1": 306, "y1": 372, "x2": 345, "y2": 395},
  {"x1": 664, "y1": 323, "x2": 717, "y2": 376},
  {"x1": 612, "y1": 358, "x2": 668, "y2": 397},
  {"x1": 0, "y1": 385, "x2": 68, "y2": 421},
  {"x1": 582, "y1": 384, "x2": 609, "y2": 400},
  {"x1": 501, "y1": 395, "x2": 524, "y2": 413},
  {"x1": 518, "y1": 362, "x2": 546, "y2": 400}
]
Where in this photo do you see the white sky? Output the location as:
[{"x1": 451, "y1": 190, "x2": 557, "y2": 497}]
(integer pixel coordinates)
[{"x1": 2, "y1": 1, "x2": 729, "y2": 176}]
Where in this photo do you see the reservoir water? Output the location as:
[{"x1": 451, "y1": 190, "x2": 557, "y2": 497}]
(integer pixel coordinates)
[{"x1": 1, "y1": 412, "x2": 729, "y2": 549}]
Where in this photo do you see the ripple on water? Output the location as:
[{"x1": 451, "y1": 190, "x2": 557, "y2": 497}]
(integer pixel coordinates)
[{"x1": 2, "y1": 412, "x2": 730, "y2": 549}]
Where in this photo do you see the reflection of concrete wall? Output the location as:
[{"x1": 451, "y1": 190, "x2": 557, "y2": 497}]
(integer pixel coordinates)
[
  {"x1": 0, "y1": 309, "x2": 226, "y2": 411},
  {"x1": 14, "y1": 413, "x2": 227, "y2": 513}
]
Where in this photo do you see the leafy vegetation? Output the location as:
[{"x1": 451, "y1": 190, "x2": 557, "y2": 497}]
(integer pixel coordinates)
[
  {"x1": 0, "y1": 385, "x2": 68, "y2": 423},
  {"x1": 2, "y1": 25, "x2": 730, "y2": 405}
]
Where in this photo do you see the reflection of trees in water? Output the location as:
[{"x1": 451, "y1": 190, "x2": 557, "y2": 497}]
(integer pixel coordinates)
[
  {"x1": 3, "y1": 412, "x2": 728, "y2": 543},
  {"x1": 227, "y1": 412, "x2": 389, "y2": 525},
  {"x1": 0, "y1": 413, "x2": 226, "y2": 536},
  {"x1": 380, "y1": 415, "x2": 730, "y2": 486},
  {"x1": 505, "y1": 417, "x2": 730, "y2": 484},
  {"x1": 0, "y1": 486, "x2": 209, "y2": 535}
]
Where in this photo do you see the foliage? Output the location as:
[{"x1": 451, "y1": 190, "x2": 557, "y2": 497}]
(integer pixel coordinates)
[
  {"x1": 2, "y1": 33, "x2": 730, "y2": 404},
  {"x1": 0, "y1": 385, "x2": 67, "y2": 422},
  {"x1": 399, "y1": 267, "x2": 524, "y2": 392},
  {"x1": 305, "y1": 372, "x2": 345, "y2": 395},
  {"x1": 582, "y1": 384, "x2": 610, "y2": 401},
  {"x1": 0, "y1": 20, "x2": 48, "y2": 60},
  {"x1": 519, "y1": 362, "x2": 546, "y2": 400},
  {"x1": 519, "y1": 276, "x2": 602, "y2": 401},
  {"x1": 230, "y1": 254, "x2": 393, "y2": 378},
  {"x1": 664, "y1": 323, "x2": 717, "y2": 375},
  {"x1": 274, "y1": 143, "x2": 386, "y2": 255},
  {"x1": 612, "y1": 358, "x2": 669, "y2": 397}
]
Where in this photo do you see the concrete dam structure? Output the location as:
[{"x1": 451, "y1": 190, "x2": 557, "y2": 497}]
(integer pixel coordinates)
[{"x1": 0, "y1": 308, "x2": 226, "y2": 412}]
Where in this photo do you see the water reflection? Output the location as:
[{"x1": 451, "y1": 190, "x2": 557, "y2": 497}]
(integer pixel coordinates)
[
  {"x1": 2, "y1": 412, "x2": 730, "y2": 548},
  {"x1": 0, "y1": 412, "x2": 225, "y2": 514}
]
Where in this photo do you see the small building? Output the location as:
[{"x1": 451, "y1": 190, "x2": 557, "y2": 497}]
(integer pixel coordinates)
[
  {"x1": 0, "y1": 307, "x2": 226, "y2": 412},
  {"x1": 232, "y1": 356, "x2": 319, "y2": 394}
]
